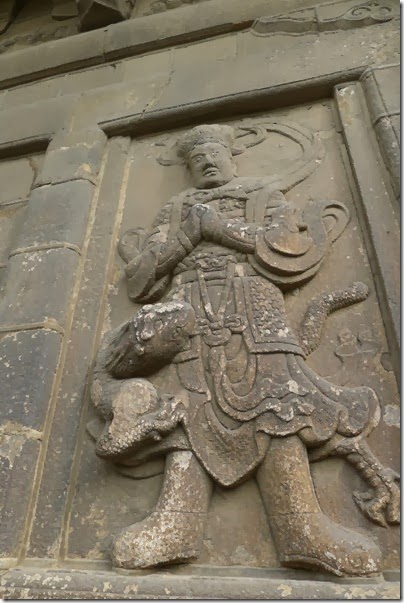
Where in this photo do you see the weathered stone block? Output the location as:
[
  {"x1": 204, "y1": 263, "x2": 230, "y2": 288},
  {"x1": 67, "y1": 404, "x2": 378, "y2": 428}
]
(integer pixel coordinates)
[
  {"x1": 0, "y1": 158, "x2": 35, "y2": 205},
  {"x1": 0, "y1": 29, "x2": 104, "y2": 88},
  {"x1": 122, "y1": 50, "x2": 172, "y2": 82},
  {"x1": 154, "y1": 36, "x2": 237, "y2": 108},
  {"x1": 35, "y1": 128, "x2": 106, "y2": 186},
  {"x1": 0, "y1": 97, "x2": 74, "y2": 150},
  {"x1": 0, "y1": 248, "x2": 79, "y2": 327},
  {"x1": 374, "y1": 116, "x2": 400, "y2": 197},
  {"x1": 360, "y1": 65, "x2": 400, "y2": 200},
  {"x1": 58, "y1": 63, "x2": 124, "y2": 96},
  {"x1": 0, "y1": 204, "x2": 27, "y2": 280},
  {"x1": 0, "y1": 436, "x2": 40, "y2": 558},
  {"x1": 0, "y1": 329, "x2": 62, "y2": 430},
  {"x1": 2, "y1": 78, "x2": 62, "y2": 111},
  {"x1": 390, "y1": 114, "x2": 400, "y2": 145},
  {"x1": 103, "y1": 8, "x2": 190, "y2": 59},
  {"x1": 70, "y1": 83, "x2": 149, "y2": 128},
  {"x1": 36, "y1": 148, "x2": 100, "y2": 186},
  {"x1": 13, "y1": 180, "x2": 95, "y2": 250},
  {"x1": 373, "y1": 64, "x2": 399, "y2": 116},
  {"x1": 103, "y1": 0, "x2": 318, "y2": 61},
  {"x1": 47, "y1": 125, "x2": 107, "y2": 152}
]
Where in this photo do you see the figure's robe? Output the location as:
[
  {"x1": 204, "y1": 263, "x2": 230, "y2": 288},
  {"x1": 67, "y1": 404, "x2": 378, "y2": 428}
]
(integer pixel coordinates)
[{"x1": 124, "y1": 180, "x2": 379, "y2": 487}]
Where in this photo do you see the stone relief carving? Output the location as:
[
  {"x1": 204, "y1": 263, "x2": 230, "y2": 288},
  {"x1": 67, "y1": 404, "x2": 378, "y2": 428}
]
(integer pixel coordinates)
[
  {"x1": 73, "y1": 0, "x2": 398, "y2": 31},
  {"x1": 334, "y1": 0, "x2": 398, "y2": 26},
  {"x1": 0, "y1": 0, "x2": 20, "y2": 35},
  {"x1": 77, "y1": 0, "x2": 133, "y2": 30},
  {"x1": 252, "y1": 0, "x2": 398, "y2": 36},
  {"x1": 90, "y1": 121, "x2": 399, "y2": 576},
  {"x1": 325, "y1": 325, "x2": 380, "y2": 385}
]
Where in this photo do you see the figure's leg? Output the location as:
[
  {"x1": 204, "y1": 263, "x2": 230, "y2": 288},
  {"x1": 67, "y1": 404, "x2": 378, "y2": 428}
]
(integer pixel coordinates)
[
  {"x1": 256, "y1": 435, "x2": 381, "y2": 577},
  {"x1": 113, "y1": 450, "x2": 213, "y2": 569}
]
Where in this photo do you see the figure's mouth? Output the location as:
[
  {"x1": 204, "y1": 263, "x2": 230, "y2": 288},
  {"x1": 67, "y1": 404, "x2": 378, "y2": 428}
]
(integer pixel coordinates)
[{"x1": 203, "y1": 167, "x2": 218, "y2": 177}]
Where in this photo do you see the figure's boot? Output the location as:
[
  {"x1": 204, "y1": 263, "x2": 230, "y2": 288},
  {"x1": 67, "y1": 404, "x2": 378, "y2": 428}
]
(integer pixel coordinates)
[
  {"x1": 256, "y1": 436, "x2": 381, "y2": 577},
  {"x1": 113, "y1": 450, "x2": 213, "y2": 569}
]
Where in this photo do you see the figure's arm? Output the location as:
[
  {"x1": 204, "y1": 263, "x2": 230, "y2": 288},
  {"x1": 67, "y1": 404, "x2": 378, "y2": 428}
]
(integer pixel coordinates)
[
  {"x1": 199, "y1": 187, "x2": 287, "y2": 254},
  {"x1": 124, "y1": 203, "x2": 212, "y2": 302},
  {"x1": 200, "y1": 209, "x2": 259, "y2": 253}
]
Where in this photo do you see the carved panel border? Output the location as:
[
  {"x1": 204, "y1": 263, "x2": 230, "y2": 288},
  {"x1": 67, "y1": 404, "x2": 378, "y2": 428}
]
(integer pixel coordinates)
[
  {"x1": 334, "y1": 81, "x2": 399, "y2": 381},
  {"x1": 1, "y1": 565, "x2": 400, "y2": 599}
]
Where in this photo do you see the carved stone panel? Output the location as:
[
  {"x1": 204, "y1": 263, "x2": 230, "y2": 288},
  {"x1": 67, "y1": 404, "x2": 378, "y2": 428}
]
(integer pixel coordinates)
[
  {"x1": 66, "y1": 100, "x2": 399, "y2": 577},
  {"x1": 251, "y1": 0, "x2": 399, "y2": 35}
]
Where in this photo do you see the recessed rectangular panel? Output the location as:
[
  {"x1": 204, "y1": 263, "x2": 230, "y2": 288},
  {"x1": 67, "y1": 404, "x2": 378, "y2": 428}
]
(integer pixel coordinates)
[{"x1": 67, "y1": 100, "x2": 399, "y2": 574}]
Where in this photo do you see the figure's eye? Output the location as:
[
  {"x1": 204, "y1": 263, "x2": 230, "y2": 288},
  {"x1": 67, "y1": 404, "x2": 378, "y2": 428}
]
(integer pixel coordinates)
[
  {"x1": 194, "y1": 155, "x2": 203, "y2": 163},
  {"x1": 211, "y1": 151, "x2": 219, "y2": 157}
]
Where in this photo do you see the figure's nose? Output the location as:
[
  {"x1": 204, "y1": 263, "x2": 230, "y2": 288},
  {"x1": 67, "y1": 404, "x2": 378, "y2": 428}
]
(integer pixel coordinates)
[{"x1": 202, "y1": 154, "x2": 216, "y2": 167}]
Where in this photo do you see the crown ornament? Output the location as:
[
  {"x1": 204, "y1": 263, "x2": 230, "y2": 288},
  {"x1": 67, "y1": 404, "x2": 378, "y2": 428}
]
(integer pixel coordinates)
[{"x1": 157, "y1": 124, "x2": 266, "y2": 165}]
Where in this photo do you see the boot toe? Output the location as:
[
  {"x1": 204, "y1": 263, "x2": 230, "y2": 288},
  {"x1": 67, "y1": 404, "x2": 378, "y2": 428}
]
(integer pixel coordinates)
[
  {"x1": 273, "y1": 512, "x2": 382, "y2": 577},
  {"x1": 112, "y1": 511, "x2": 204, "y2": 569}
]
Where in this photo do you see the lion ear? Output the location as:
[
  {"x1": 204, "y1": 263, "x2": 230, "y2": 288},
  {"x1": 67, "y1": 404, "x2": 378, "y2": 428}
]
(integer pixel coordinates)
[
  {"x1": 320, "y1": 200, "x2": 350, "y2": 243},
  {"x1": 139, "y1": 320, "x2": 155, "y2": 342},
  {"x1": 134, "y1": 343, "x2": 145, "y2": 356}
]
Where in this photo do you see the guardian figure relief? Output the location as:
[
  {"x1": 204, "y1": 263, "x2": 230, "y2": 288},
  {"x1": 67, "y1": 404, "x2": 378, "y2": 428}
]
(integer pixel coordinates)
[{"x1": 90, "y1": 122, "x2": 399, "y2": 576}]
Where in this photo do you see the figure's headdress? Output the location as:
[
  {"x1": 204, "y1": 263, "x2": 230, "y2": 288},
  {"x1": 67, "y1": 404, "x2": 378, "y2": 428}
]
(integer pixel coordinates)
[
  {"x1": 155, "y1": 120, "x2": 325, "y2": 189},
  {"x1": 176, "y1": 124, "x2": 237, "y2": 160},
  {"x1": 157, "y1": 124, "x2": 266, "y2": 166}
]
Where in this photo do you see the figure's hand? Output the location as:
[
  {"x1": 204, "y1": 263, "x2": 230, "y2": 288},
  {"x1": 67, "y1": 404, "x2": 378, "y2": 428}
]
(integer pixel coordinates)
[
  {"x1": 181, "y1": 203, "x2": 210, "y2": 246},
  {"x1": 200, "y1": 205, "x2": 223, "y2": 242},
  {"x1": 189, "y1": 203, "x2": 211, "y2": 218}
]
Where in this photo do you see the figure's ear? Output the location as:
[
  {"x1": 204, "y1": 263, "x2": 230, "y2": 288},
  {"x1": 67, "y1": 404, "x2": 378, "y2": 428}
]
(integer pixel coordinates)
[{"x1": 320, "y1": 200, "x2": 350, "y2": 243}]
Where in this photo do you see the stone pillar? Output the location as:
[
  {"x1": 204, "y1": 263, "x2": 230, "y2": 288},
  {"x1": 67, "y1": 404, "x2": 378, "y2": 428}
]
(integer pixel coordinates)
[{"x1": 0, "y1": 126, "x2": 107, "y2": 563}]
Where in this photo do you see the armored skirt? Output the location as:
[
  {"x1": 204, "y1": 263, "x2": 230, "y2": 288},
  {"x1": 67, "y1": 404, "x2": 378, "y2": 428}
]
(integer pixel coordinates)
[{"x1": 167, "y1": 260, "x2": 380, "y2": 487}]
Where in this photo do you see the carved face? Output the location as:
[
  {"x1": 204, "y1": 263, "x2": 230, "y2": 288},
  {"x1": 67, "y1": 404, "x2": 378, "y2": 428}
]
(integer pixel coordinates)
[
  {"x1": 142, "y1": 302, "x2": 196, "y2": 360},
  {"x1": 105, "y1": 302, "x2": 196, "y2": 378},
  {"x1": 188, "y1": 143, "x2": 236, "y2": 189}
]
